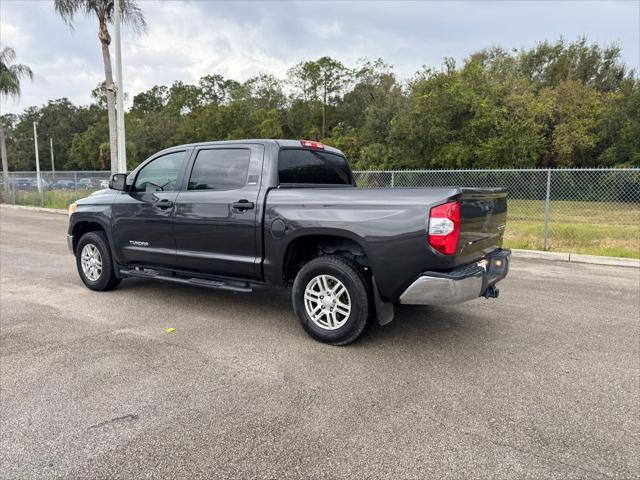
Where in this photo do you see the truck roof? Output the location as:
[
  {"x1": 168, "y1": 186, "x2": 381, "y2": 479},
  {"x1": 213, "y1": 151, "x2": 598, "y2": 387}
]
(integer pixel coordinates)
[{"x1": 160, "y1": 139, "x2": 345, "y2": 156}]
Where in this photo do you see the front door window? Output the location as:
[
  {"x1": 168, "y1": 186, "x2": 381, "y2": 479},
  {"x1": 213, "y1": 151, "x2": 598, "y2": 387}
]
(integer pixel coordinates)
[{"x1": 134, "y1": 151, "x2": 185, "y2": 193}]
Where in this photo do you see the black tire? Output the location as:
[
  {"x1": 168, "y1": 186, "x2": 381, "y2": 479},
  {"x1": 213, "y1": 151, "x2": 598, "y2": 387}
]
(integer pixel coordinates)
[
  {"x1": 75, "y1": 231, "x2": 121, "y2": 291},
  {"x1": 292, "y1": 255, "x2": 372, "y2": 345}
]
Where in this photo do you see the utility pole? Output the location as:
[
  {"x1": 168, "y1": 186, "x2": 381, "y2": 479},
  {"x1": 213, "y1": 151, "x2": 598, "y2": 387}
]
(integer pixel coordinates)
[
  {"x1": 33, "y1": 122, "x2": 42, "y2": 193},
  {"x1": 0, "y1": 123, "x2": 9, "y2": 196},
  {"x1": 50, "y1": 138, "x2": 56, "y2": 180},
  {"x1": 114, "y1": 0, "x2": 127, "y2": 173}
]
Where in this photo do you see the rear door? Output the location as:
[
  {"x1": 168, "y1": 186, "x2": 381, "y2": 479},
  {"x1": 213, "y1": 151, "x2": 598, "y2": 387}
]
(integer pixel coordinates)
[
  {"x1": 111, "y1": 150, "x2": 189, "y2": 267},
  {"x1": 172, "y1": 144, "x2": 264, "y2": 279}
]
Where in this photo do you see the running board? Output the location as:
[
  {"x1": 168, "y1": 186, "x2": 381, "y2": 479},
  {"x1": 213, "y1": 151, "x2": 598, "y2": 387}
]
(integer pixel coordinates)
[{"x1": 119, "y1": 268, "x2": 253, "y2": 293}]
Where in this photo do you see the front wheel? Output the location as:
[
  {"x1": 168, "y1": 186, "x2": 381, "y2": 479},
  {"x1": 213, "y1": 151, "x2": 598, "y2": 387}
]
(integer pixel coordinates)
[
  {"x1": 75, "y1": 231, "x2": 121, "y2": 291},
  {"x1": 292, "y1": 255, "x2": 372, "y2": 345}
]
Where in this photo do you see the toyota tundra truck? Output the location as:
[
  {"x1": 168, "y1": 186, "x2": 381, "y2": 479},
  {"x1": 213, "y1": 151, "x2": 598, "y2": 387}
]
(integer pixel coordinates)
[{"x1": 67, "y1": 139, "x2": 510, "y2": 345}]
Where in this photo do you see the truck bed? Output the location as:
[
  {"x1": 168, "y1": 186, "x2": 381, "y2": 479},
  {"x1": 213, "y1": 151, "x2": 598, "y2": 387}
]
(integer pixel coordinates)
[{"x1": 263, "y1": 186, "x2": 507, "y2": 301}]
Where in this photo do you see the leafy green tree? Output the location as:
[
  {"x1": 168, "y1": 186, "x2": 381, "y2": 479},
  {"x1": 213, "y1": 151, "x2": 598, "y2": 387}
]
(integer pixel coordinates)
[
  {"x1": 546, "y1": 80, "x2": 605, "y2": 167},
  {"x1": 325, "y1": 124, "x2": 360, "y2": 165},
  {"x1": 337, "y1": 59, "x2": 405, "y2": 164},
  {"x1": 255, "y1": 109, "x2": 283, "y2": 138},
  {"x1": 131, "y1": 85, "x2": 168, "y2": 116},
  {"x1": 339, "y1": 59, "x2": 401, "y2": 134},
  {"x1": 68, "y1": 119, "x2": 110, "y2": 170},
  {"x1": 245, "y1": 74, "x2": 286, "y2": 111},
  {"x1": 517, "y1": 37, "x2": 631, "y2": 92},
  {"x1": 198, "y1": 74, "x2": 239, "y2": 105},
  {"x1": 171, "y1": 104, "x2": 226, "y2": 145},
  {"x1": 165, "y1": 81, "x2": 201, "y2": 115},
  {"x1": 5, "y1": 106, "x2": 42, "y2": 171},
  {"x1": 356, "y1": 143, "x2": 392, "y2": 170},
  {"x1": 39, "y1": 99, "x2": 102, "y2": 170},
  {"x1": 1, "y1": 38, "x2": 638, "y2": 174},
  {"x1": 288, "y1": 57, "x2": 350, "y2": 138},
  {"x1": 127, "y1": 111, "x2": 180, "y2": 166},
  {"x1": 283, "y1": 98, "x2": 314, "y2": 139},
  {"x1": 90, "y1": 81, "x2": 108, "y2": 109},
  {"x1": 315, "y1": 57, "x2": 350, "y2": 137},
  {"x1": 596, "y1": 78, "x2": 640, "y2": 167},
  {"x1": 0, "y1": 46, "x2": 32, "y2": 193},
  {"x1": 6, "y1": 100, "x2": 102, "y2": 171}
]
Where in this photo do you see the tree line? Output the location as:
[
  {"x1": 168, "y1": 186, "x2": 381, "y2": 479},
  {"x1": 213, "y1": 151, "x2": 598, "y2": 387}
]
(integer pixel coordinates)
[{"x1": 2, "y1": 38, "x2": 638, "y2": 172}]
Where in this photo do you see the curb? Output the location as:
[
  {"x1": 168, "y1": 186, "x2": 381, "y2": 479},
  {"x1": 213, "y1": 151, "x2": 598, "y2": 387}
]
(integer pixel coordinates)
[
  {"x1": 1, "y1": 204, "x2": 67, "y2": 215},
  {"x1": 512, "y1": 249, "x2": 640, "y2": 269},
  {"x1": 2, "y1": 203, "x2": 638, "y2": 269},
  {"x1": 511, "y1": 249, "x2": 570, "y2": 262}
]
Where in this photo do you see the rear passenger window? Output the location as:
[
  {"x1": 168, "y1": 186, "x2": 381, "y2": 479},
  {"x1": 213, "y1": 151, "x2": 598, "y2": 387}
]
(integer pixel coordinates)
[{"x1": 188, "y1": 149, "x2": 250, "y2": 190}]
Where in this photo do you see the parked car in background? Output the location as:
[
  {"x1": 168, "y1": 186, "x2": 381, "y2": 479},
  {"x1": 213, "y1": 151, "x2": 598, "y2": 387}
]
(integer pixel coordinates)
[
  {"x1": 99, "y1": 179, "x2": 110, "y2": 189},
  {"x1": 14, "y1": 178, "x2": 33, "y2": 190},
  {"x1": 77, "y1": 178, "x2": 96, "y2": 190},
  {"x1": 31, "y1": 178, "x2": 51, "y2": 189},
  {"x1": 8, "y1": 177, "x2": 51, "y2": 190},
  {"x1": 67, "y1": 140, "x2": 510, "y2": 345},
  {"x1": 55, "y1": 179, "x2": 75, "y2": 191}
]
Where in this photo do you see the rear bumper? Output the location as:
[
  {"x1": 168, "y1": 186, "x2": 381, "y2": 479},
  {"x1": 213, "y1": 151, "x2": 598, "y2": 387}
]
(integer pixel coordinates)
[{"x1": 399, "y1": 249, "x2": 511, "y2": 305}]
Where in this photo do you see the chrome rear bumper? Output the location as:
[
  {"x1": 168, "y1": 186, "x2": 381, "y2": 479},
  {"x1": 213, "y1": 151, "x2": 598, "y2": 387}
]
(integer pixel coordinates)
[{"x1": 399, "y1": 249, "x2": 511, "y2": 306}]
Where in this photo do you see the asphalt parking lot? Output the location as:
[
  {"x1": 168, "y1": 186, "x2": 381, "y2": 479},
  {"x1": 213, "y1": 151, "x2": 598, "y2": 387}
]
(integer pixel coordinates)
[{"x1": 1, "y1": 205, "x2": 638, "y2": 479}]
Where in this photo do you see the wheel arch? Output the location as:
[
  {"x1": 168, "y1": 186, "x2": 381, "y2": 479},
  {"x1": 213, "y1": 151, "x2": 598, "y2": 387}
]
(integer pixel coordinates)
[
  {"x1": 281, "y1": 231, "x2": 372, "y2": 284},
  {"x1": 70, "y1": 219, "x2": 109, "y2": 254}
]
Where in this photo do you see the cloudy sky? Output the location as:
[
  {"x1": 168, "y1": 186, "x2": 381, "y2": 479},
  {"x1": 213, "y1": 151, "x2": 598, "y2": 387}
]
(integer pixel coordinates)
[{"x1": 1, "y1": 0, "x2": 638, "y2": 114}]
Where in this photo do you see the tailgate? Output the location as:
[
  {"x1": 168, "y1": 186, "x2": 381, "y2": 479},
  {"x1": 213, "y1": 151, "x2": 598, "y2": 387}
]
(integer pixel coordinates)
[{"x1": 457, "y1": 188, "x2": 507, "y2": 262}]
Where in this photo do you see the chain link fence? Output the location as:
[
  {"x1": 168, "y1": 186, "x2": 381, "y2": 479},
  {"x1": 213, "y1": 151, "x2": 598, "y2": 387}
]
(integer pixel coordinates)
[
  {"x1": 354, "y1": 168, "x2": 640, "y2": 259},
  {"x1": 1, "y1": 168, "x2": 639, "y2": 258},
  {"x1": 0, "y1": 171, "x2": 111, "y2": 209}
]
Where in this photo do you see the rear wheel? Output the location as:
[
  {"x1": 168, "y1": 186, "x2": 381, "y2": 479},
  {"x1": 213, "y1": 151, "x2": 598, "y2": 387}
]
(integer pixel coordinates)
[
  {"x1": 76, "y1": 231, "x2": 121, "y2": 291},
  {"x1": 292, "y1": 255, "x2": 372, "y2": 345}
]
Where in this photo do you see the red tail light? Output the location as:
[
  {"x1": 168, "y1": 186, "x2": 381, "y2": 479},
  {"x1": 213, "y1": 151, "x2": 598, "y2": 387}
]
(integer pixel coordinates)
[
  {"x1": 300, "y1": 140, "x2": 325, "y2": 150},
  {"x1": 428, "y1": 201, "x2": 461, "y2": 255}
]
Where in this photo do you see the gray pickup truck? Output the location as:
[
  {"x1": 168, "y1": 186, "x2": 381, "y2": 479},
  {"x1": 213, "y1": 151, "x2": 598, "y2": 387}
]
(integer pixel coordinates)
[{"x1": 67, "y1": 139, "x2": 510, "y2": 344}]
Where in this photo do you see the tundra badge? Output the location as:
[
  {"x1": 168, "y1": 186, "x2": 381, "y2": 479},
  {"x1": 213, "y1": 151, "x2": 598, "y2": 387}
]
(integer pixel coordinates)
[{"x1": 129, "y1": 240, "x2": 149, "y2": 247}]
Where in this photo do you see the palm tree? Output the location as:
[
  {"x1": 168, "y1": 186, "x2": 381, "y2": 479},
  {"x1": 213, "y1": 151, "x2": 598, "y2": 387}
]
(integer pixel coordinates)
[
  {"x1": 54, "y1": 0, "x2": 146, "y2": 173},
  {"x1": 0, "y1": 46, "x2": 33, "y2": 195}
]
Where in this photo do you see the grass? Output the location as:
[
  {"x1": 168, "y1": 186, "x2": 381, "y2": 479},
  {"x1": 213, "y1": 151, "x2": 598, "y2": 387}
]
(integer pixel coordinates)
[
  {"x1": 504, "y1": 220, "x2": 640, "y2": 259},
  {"x1": 508, "y1": 199, "x2": 640, "y2": 225},
  {"x1": 1, "y1": 192, "x2": 638, "y2": 259},
  {"x1": 1, "y1": 190, "x2": 91, "y2": 209},
  {"x1": 505, "y1": 199, "x2": 640, "y2": 259}
]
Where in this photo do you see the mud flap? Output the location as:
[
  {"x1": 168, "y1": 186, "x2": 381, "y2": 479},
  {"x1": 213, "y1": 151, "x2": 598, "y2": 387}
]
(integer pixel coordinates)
[{"x1": 372, "y1": 276, "x2": 394, "y2": 326}]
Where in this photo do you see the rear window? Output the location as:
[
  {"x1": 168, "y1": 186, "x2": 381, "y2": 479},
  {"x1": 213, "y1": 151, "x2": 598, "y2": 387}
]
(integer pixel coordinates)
[
  {"x1": 188, "y1": 148, "x2": 250, "y2": 190},
  {"x1": 278, "y1": 149, "x2": 352, "y2": 185}
]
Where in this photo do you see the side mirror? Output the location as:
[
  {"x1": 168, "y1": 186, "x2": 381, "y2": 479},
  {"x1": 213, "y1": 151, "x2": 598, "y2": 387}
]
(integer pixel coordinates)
[{"x1": 109, "y1": 173, "x2": 127, "y2": 191}]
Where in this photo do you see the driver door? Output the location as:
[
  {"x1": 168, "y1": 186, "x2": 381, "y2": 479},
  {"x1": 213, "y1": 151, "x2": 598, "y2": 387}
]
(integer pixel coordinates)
[{"x1": 111, "y1": 150, "x2": 189, "y2": 268}]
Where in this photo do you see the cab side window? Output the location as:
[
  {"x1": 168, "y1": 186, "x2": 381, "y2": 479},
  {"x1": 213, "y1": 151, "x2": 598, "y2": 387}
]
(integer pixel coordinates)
[
  {"x1": 134, "y1": 151, "x2": 186, "y2": 192},
  {"x1": 188, "y1": 149, "x2": 250, "y2": 190}
]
